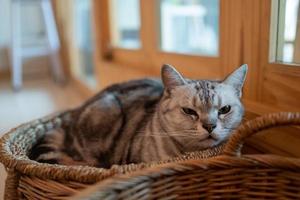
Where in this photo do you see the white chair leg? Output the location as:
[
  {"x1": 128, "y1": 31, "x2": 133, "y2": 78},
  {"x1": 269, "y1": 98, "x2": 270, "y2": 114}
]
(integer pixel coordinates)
[
  {"x1": 41, "y1": 0, "x2": 65, "y2": 83},
  {"x1": 10, "y1": 0, "x2": 23, "y2": 91}
]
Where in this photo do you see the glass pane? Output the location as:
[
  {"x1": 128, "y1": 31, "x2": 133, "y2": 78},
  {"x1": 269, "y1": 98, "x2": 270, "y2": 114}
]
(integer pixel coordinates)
[
  {"x1": 274, "y1": 0, "x2": 300, "y2": 64},
  {"x1": 73, "y1": 0, "x2": 96, "y2": 88},
  {"x1": 159, "y1": 0, "x2": 219, "y2": 56},
  {"x1": 109, "y1": 0, "x2": 141, "y2": 49}
]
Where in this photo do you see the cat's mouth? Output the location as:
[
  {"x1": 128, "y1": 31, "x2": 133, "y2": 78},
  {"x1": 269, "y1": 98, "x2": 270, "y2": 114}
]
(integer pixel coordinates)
[
  {"x1": 206, "y1": 133, "x2": 218, "y2": 141},
  {"x1": 208, "y1": 135, "x2": 214, "y2": 139},
  {"x1": 197, "y1": 132, "x2": 219, "y2": 143}
]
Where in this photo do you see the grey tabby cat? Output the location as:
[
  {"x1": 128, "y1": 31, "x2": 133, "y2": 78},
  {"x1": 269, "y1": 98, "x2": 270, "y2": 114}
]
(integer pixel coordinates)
[{"x1": 30, "y1": 64, "x2": 248, "y2": 168}]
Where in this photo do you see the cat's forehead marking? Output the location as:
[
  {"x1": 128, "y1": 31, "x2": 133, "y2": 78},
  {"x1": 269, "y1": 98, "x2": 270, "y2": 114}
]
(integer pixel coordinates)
[{"x1": 192, "y1": 81, "x2": 217, "y2": 109}]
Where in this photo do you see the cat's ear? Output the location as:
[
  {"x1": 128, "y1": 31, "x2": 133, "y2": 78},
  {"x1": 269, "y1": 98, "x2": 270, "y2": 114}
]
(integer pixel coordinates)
[
  {"x1": 161, "y1": 64, "x2": 186, "y2": 91},
  {"x1": 223, "y1": 64, "x2": 248, "y2": 97}
]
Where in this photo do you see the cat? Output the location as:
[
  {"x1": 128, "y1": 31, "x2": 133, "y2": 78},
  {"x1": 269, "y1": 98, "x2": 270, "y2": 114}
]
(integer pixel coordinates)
[{"x1": 29, "y1": 64, "x2": 248, "y2": 168}]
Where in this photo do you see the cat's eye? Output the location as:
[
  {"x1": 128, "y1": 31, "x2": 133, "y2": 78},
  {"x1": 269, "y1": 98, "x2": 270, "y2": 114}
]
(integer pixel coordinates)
[
  {"x1": 182, "y1": 107, "x2": 198, "y2": 116},
  {"x1": 218, "y1": 105, "x2": 231, "y2": 115}
]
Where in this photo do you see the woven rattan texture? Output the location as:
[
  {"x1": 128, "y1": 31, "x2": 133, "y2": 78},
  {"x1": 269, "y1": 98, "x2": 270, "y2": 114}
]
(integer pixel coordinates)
[
  {"x1": 71, "y1": 112, "x2": 300, "y2": 200},
  {"x1": 73, "y1": 157, "x2": 300, "y2": 199},
  {"x1": 0, "y1": 110, "x2": 224, "y2": 200}
]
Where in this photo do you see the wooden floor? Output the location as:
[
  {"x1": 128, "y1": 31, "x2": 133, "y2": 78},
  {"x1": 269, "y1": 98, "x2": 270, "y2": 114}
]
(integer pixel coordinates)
[{"x1": 0, "y1": 77, "x2": 87, "y2": 199}]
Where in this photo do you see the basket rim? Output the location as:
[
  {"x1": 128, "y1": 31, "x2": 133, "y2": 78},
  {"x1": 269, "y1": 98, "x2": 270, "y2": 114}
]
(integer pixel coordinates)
[
  {"x1": 0, "y1": 111, "x2": 224, "y2": 184},
  {"x1": 72, "y1": 154, "x2": 300, "y2": 199}
]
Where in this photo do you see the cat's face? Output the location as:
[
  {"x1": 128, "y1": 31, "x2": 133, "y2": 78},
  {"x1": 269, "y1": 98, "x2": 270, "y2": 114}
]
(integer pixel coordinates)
[{"x1": 159, "y1": 64, "x2": 247, "y2": 151}]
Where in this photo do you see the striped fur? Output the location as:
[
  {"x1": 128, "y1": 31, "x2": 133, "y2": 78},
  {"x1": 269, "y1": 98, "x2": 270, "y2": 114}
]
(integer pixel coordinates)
[{"x1": 30, "y1": 64, "x2": 248, "y2": 168}]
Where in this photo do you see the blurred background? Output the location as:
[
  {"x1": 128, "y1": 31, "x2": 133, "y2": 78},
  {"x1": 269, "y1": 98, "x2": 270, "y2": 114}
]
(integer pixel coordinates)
[{"x1": 0, "y1": 0, "x2": 299, "y2": 198}]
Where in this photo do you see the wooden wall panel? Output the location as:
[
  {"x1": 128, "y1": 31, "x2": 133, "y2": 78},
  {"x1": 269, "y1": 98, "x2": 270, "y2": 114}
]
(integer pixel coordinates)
[
  {"x1": 240, "y1": 0, "x2": 262, "y2": 101},
  {"x1": 97, "y1": 61, "x2": 152, "y2": 88},
  {"x1": 220, "y1": 0, "x2": 243, "y2": 76},
  {"x1": 261, "y1": 68, "x2": 300, "y2": 111},
  {"x1": 244, "y1": 109, "x2": 300, "y2": 157}
]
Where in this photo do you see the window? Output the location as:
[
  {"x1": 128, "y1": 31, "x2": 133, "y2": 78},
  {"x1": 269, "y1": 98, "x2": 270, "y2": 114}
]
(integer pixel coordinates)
[
  {"x1": 109, "y1": 0, "x2": 141, "y2": 49},
  {"x1": 271, "y1": 0, "x2": 300, "y2": 64},
  {"x1": 97, "y1": 0, "x2": 223, "y2": 78},
  {"x1": 159, "y1": 0, "x2": 219, "y2": 56}
]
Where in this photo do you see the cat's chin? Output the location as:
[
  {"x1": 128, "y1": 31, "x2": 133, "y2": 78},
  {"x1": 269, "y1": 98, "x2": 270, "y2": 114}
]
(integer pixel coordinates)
[
  {"x1": 204, "y1": 138, "x2": 219, "y2": 145},
  {"x1": 191, "y1": 137, "x2": 221, "y2": 151}
]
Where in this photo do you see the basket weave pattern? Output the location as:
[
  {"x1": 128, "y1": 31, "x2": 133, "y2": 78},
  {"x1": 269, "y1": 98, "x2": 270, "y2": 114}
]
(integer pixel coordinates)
[
  {"x1": 72, "y1": 112, "x2": 300, "y2": 200},
  {"x1": 0, "y1": 111, "x2": 224, "y2": 200}
]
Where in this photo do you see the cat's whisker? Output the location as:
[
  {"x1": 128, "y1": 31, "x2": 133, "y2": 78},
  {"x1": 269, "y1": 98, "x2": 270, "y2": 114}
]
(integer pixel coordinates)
[
  {"x1": 223, "y1": 127, "x2": 237, "y2": 131},
  {"x1": 135, "y1": 130, "x2": 200, "y2": 134},
  {"x1": 136, "y1": 133, "x2": 202, "y2": 137},
  {"x1": 136, "y1": 132, "x2": 201, "y2": 136},
  {"x1": 138, "y1": 135, "x2": 201, "y2": 138}
]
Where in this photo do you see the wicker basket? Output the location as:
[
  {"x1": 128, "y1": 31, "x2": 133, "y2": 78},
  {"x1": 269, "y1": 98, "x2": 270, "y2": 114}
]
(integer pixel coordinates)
[
  {"x1": 71, "y1": 112, "x2": 300, "y2": 200},
  {"x1": 0, "y1": 110, "x2": 224, "y2": 200}
]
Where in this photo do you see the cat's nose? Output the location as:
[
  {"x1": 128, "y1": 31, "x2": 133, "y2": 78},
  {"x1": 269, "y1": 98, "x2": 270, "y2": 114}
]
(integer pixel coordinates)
[{"x1": 202, "y1": 123, "x2": 217, "y2": 133}]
